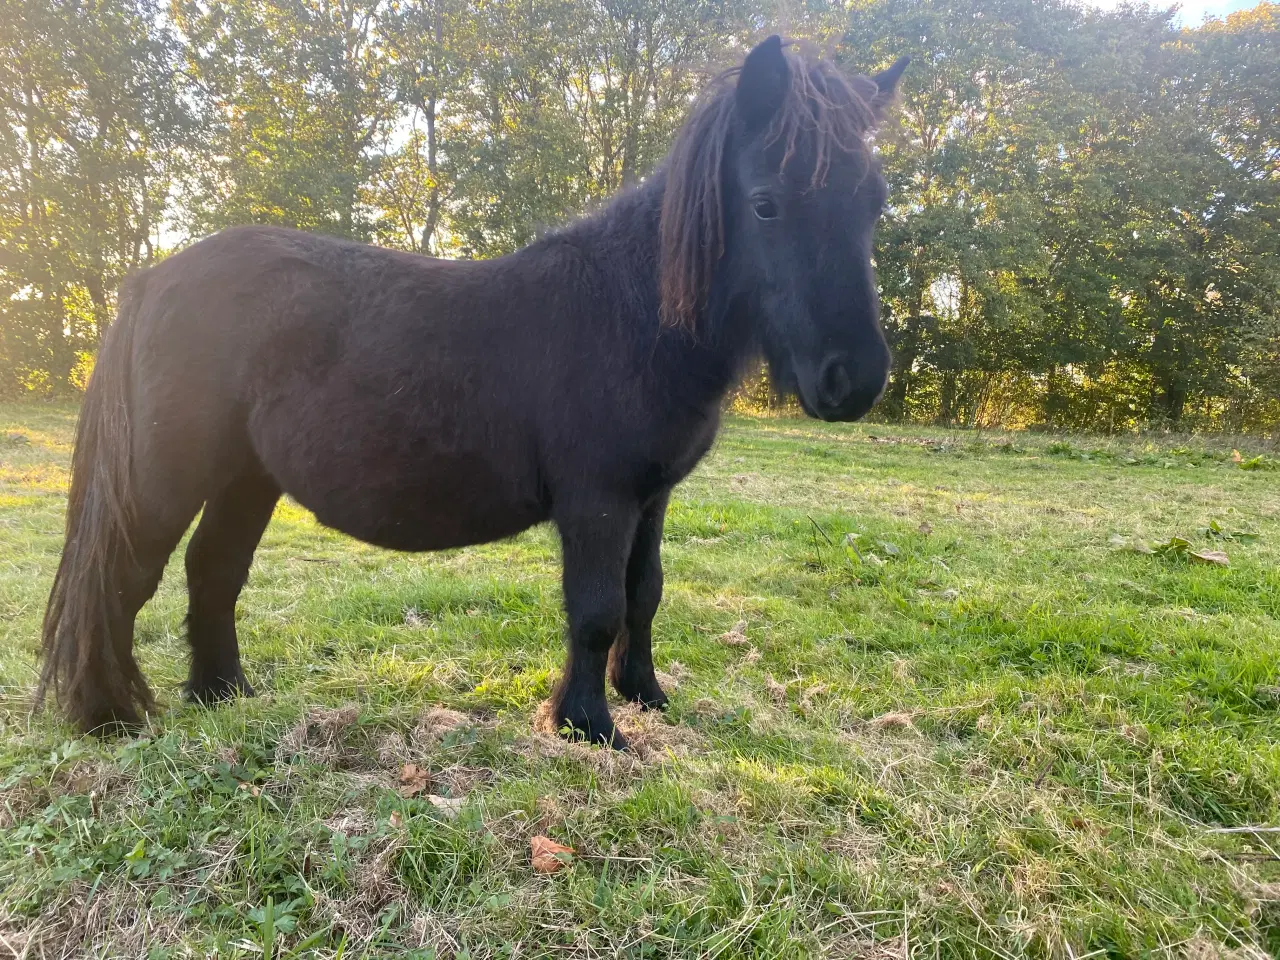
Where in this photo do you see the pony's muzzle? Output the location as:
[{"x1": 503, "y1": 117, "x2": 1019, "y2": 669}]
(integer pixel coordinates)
[{"x1": 812, "y1": 351, "x2": 889, "y2": 422}]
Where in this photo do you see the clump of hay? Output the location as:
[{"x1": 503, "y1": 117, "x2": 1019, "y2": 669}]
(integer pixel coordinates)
[
  {"x1": 412, "y1": 706, "x2": 472, "y2": 746},
  {"x1": 277, "y1": 704, "x2": 361, "y2": 765},
  {"x1": 362, "y1": 707, "x2": 482, "y2": 770},
  {"x1": 376, "y1": 731, "x2": 410, "y2": 766},
  {"x1": 435, "y1": 763, "x2": 496, "y2": 796},
  {"x1": 524, "y1": 700, "x2": 705, "y2": 779},
  {"x1": 324, "y1": 808, "x2": 376, "y2": 838},
  {"x1": 765, "y1": 674, "x2": 790, "y2": 704},
  {"x1": 312, "y1": 828, "x2": 409, "y2": 946},
  {"x1": 1183, "y1": 934, "x2": 1270, "y2": 960},
  {"x1": 0, "y1": 876, "x2": 189, "y2": 958},
  {"x1": 820, "y1": 933, "x2": 908, "y2": 960},
  {"x1": 0, "y1": 757, "x2": 127, "y2": 829},
  {"x1": 868, "y1": 711, "x2": 918, "y2": 732}
]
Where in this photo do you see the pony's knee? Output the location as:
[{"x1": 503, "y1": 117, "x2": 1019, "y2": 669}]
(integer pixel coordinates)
[{"x1": 572, "y1": 595, "x2": 626, "y2": 651}]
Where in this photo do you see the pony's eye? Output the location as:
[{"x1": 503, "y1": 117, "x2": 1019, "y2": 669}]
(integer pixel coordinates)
[{"x1": 752, "y1": 195, "x2": 779, "y2": 221}]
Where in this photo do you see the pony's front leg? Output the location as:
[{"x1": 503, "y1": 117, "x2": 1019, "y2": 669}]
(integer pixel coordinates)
[{"x1": 550, "y1": 503, "x2": 639, "y2": 749}]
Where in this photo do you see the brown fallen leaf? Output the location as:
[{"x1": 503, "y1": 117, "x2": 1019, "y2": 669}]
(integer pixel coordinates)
[
  {"x1": 399, "y1": 763, "x2": 431, "y2": 797},
  {"x1": 531, "y1": 835, "x2": 575, "y2": 873},
  {"x1": 1190, "y1": 549, "x2": 1229, "y2": 567},
  {"x1": 427, "y1": 795, "x2": 465, "y2": 818},
  {"x1": 719, "y1": 620, "x2": 749, "y2": 647},
  {"x1": 389, "y1": 810, "x2": 404, "y2": 829}
]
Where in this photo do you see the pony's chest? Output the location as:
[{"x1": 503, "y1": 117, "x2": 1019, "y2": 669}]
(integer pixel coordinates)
[{"x1": 639, "y1": 410, "x2": 722, "y2": 496}]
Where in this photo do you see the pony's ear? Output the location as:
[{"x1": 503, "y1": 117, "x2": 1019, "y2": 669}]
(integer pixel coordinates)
[
  {"x1": 871, "y1": 56, "x2": 910, "y2": 120},
  {"x1": 736, "y1": 35, "x2": 789, "y2": 132}
]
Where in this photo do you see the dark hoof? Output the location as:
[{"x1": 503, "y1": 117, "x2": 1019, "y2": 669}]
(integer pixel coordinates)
[
  {"x1": 556, "y1": 709, "x2": 630, "y2": 751},
  {"x1": 82, "y1": 707, "x2": 143, "y2": 737},
  {"x1": 613, "y1": 674, "x2": 669, "y2": 711},
  {"x1": 186, "y1": 670, "x2": 254, "y2": 704},
  {"x1": 634, "y1": 683, "x2": 669, "y2": 712}
]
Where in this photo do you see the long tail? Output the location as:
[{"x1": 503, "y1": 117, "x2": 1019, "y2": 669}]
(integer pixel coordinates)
[{"x1": 37, "y1": 272, "x2": 152, "y2": 731}]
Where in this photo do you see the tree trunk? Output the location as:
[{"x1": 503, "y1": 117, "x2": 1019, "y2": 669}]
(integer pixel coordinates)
[
  {"x1": 884, "y1": 280, "x2": 928, "y2": 420},
  {"x1": 421, "y1": 0, "x2": 443, "y2": 253},
  {"x1": 938, "y1": 372, "x2": 958, "y2": 426},
  {"x1": 1159, "y1": 378, "x2": 1187, "y2": 425},
  {"x1": 1044, "y1": 366, "x2": 1066, "y2": 426},
  {"x1": 883, "y1": 369, "x2": 913, "y2": 420}
]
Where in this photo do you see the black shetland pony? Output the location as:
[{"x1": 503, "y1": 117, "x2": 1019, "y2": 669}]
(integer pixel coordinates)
[{"x1": 40, "y1": 37, "x2": 907, "y2": 748}]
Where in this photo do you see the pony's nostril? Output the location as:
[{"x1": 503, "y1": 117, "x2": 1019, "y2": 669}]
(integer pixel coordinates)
[{"x1": 817, "y1": 359, "x2": 853, "y2": 409}]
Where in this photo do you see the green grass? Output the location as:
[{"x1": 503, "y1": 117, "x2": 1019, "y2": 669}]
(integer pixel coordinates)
[{"x1": 2, "y1": 403, "x2": 1279, "y2": 959}]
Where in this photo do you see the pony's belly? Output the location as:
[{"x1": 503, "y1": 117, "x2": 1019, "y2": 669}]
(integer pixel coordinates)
[
  {"x1": 329, "y1": 502, "x2": 544, "y2": 552},
  {"x1": 302, "y1": 479, "x2": 547, "y2": 552},
  {"x1": 269, "y1": 439, "x2": 548, "y2": 552}
]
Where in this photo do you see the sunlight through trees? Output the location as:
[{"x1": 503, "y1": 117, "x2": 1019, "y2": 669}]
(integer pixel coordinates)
[{"x1": 1, "y1": 0, "x2": 1277, "y2": 431}]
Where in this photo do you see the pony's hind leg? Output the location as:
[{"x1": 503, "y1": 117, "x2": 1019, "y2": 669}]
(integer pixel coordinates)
[
  {"x1": 550, "y1": 502, "x2": 639, "y2": 749},
  {"x1": 184, "y1": 469, "x2": 280, "y2": 702},
  {"x1": 609, "y1": 492, "x2": 670, "y2": 710},
  {"x1": 76, "y1": 515, "x2": 195, "y2": 731},
  {"x1": 40, "y1": 428, "x2": 203, "y2": 732}
]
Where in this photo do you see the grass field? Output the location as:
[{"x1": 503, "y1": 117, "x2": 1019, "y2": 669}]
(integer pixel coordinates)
[{"x1": 1, "y1": 403, "x2": 1279, "y2": 960}]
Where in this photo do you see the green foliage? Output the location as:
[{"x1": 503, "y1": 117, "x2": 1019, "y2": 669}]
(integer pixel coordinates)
[
  {"x1": 171, "y1": 0, "x2": 397, "y2": 239},
  {"x1": 1, "y1": 0, "x2": 1278, "y2": 432},
  {"x1": 839, "y1": 0, "x2": 1280, "y2": 433},
  {"x1": 0, "y1": 0, "x2": 191, "y2": 396}
]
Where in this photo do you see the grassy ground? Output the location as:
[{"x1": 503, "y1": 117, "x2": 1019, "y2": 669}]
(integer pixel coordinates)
[{"x1": 1, "y1": 403, "x2": 1279, "y2": 960}]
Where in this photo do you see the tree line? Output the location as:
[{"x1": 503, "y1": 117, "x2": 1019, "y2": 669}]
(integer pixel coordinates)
[{"x1": 2, "y1": 0, "x2": 1277, "y2": 432}]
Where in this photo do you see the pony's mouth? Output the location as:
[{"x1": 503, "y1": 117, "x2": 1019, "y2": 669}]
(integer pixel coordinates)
[
  {"x1": 793, "y1": 353, "x2": 888, "y2": 422},
  {"x1": 763, "y1": 354, "x2": 809, "y2": 414},
  {"x1": 766, "y1": 348, "x2": 885, "y2": 422},
  {"x1": 794, "y1": 385, "x2": 821, "y2": 419}
]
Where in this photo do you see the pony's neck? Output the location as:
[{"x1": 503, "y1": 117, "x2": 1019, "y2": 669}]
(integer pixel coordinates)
[{"x1": 547, "y1": 172, "x2": 757, "y2": 410}]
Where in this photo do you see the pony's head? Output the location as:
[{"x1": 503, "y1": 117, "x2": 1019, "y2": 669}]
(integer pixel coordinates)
[{"x1": 661, "y1": 36, "x2": 907, "y2": 420}]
